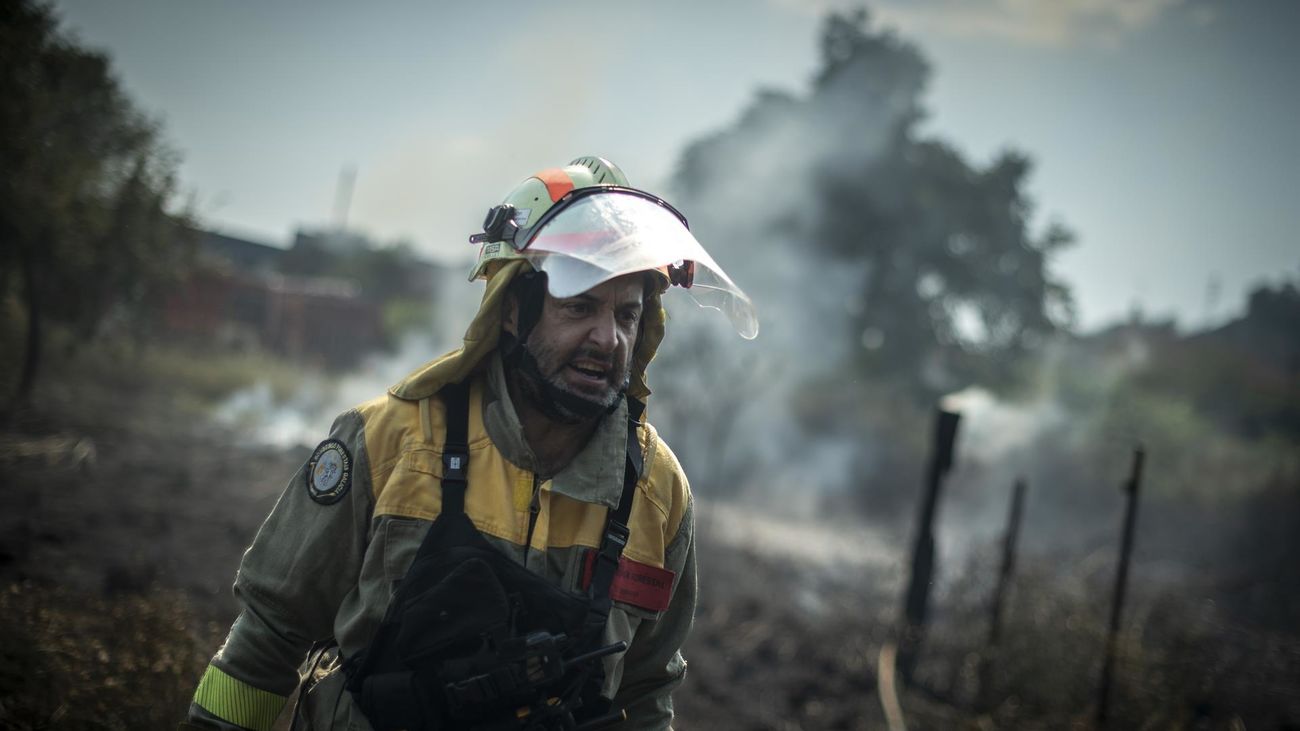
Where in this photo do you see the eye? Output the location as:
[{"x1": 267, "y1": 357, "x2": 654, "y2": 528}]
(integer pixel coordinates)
[
  {"x1": 563, "y1": 301, "x2": 592, "y2": 317},
  {"x1": 618, "y1": 307, "x2": 642, "y2": 325}
]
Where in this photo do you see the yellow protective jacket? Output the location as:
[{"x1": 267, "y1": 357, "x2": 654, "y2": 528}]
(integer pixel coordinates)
[{"x1": 186, "y1": 260, "x2": 695, "y2": 731}]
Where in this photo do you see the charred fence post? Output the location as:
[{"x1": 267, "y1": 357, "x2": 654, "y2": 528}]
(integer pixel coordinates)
[
  {"x1": 898, "y1": 408, "x2": 962, "y2": 684},
  {"x1": 1096, "y1": 447, "x2": 1146, "y2": 727},
  {"x1": 979, "y1": 477, "x2": 1027, "y2": 708}
]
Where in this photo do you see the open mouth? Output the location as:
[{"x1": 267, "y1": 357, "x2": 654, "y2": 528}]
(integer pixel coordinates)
[{"x1": 567, "y1": 363, "x2": 610, "y2": 384}]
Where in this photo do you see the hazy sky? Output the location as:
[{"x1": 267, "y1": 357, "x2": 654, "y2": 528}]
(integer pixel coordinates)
[{"x1": 50, "y1": 0, "x2": 1300, "y2": 330}]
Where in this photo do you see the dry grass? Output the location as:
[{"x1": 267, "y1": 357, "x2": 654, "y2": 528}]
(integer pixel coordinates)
[
  {"x1": 0, "y1": 581, "x2": 223, "y2": 730},
  {"x1": 912, "y1": 554, "x2": 1300, "y2": 730}
]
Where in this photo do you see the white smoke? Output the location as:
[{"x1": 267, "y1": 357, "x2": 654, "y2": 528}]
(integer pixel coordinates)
[
  {"x1": 213, "y1": 262, "x2": 480, "y2": 449},
  {"x1": 648, "y1": 40, "x2": 906, "y2": 506}
]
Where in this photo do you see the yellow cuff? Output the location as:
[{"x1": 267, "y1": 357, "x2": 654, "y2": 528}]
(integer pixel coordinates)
[{"x1": 193, "y1": 664, "x2": 287, "y2": 731}]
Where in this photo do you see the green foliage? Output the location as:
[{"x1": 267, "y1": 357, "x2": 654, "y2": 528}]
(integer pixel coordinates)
[
  {"x1": 1099, "y1": 379, "x2": 1293, "y2": 503},
  {"x1": 281, "y1": 237, "x2": 418, "y2": 300},
  {"x1": 0, "y1": 0, "x2": 192, "y2": 404},
  {"x1": 281, "y1": 236, "x2": 436, "y2": 347},
  {"x1": 0, "y1": 315, "x2": 307, "y2": 436},
  {"x1": 1134, "y1": 281, "x2": 1300, "y2": 440},
  {"x1": 1066, "y1": 281, "x2": 1300, "y2": 503},
  {"x1": 382, "y1": 297, "x2": 434, "y2": 347},
  {"x1": 124, "y1": 342, "x2": 306, "y2": 412}
]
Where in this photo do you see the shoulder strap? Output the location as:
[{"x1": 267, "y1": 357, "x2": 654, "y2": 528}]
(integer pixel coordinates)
[
  {"x1": 613, "y1": 411, "x2": 643, "y2": 526},
  {"x1": 439, "y1": 380, "x2": 471, "y2": 515},
  {"x1": 586, "y1": 397, "x2": 646, "y2": 612}
]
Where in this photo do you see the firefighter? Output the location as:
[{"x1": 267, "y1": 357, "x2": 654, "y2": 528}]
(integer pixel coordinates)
[{"x1": 181, "y1": 156, "x2": 757, "y2": 731}]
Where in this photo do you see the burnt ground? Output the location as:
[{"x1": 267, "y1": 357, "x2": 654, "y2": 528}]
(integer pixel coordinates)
[
  {"x1": 0, "y1": 379, "x2": 304, "y2": 729},
  {"x1": 2, "y1": 370, "x2": 1299, "y2": 730}
]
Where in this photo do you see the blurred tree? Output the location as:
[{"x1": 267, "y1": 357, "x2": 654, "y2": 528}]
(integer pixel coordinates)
[
  {"x1": 1134, "y1": 280, "x2": 1300, "y2": 440},
  {"x1": 0, "y1": 0, "x2": 190, "y2": 410},
  {"x1": 672, "y1": 8, "x2": 1074, "y2": 403}
]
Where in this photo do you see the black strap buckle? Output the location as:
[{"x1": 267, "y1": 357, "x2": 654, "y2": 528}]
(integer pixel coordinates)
[
  {"x1": 593, "y1": 522, "x2": 628, "y2": 582},
  {"x1": 600, "y1": 522, "x2": 628, "y2": 556},
  {"x1": 442, "y1": 451, "x2": 469, "y2": 482}
]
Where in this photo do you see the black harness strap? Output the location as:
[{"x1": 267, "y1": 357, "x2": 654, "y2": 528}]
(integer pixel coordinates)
[
  {"x1": 437, "y1": 380, "x2": 642, "y2": 634},
  {"x1": 587, "y1": 400, "x2": 644, "y2": 613},
  {"x1": 436, "y1": 382, "x2": 642, "y2": 575},
  {"x1": 440, "y1": 380, "x2": 471, "y2": 516}
]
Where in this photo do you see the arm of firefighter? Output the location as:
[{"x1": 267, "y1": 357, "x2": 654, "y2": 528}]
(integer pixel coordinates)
[
  {"x1": 183, "y1": 410, "x2": 373, "y2": 731},
  {"x1": 612, "y1": 496, "x2": 696, "y2": 731}
]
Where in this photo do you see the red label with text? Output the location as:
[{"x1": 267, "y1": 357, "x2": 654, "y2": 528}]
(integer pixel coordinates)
[{"x1": 582, "y1": 550, "x2": 676, "y2": 613}]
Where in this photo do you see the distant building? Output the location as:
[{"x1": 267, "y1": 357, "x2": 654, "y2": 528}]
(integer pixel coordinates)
[
  {"x1": 290, "y1": 226, "x2": 445, "y2": 301},
  {"x1": 292, "y1": 227, "x2": 371, "y2": 256},
  {"x1": 194, "y1": 228, "x2": 285, "y2": 275},
  {"x1": 165, "y1": 228, "x2": 383, "y2": 369}
]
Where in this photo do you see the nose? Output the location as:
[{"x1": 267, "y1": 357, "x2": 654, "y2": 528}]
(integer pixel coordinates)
[{"x1": 587, "y1": 309, "x2": 618, "y2": 352}]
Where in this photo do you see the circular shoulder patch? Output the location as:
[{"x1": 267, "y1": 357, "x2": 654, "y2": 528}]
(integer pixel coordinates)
[{"x1": 306, "y1": 439, "x2": 352, "y2": 505}]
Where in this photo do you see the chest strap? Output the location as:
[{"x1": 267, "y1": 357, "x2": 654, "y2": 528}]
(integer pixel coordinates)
[
  {"x1": 436, "y1": 382, "x2": 642, "y2": 613},
  {"x1": 585, "y1": 402, "x2": 643, "y2": 622},
  {"x1": 439, "y1": 381, "x2": 471, "y2": 516}
]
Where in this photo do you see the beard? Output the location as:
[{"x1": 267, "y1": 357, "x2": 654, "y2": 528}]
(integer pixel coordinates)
[{"x1": 510, "y1": 338, "x2": 631, "y2": 424}]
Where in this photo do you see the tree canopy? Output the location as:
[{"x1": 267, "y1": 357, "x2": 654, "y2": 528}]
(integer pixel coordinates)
[{"x1": 1, "y1": 0, "x2": 190, "y2": 407}]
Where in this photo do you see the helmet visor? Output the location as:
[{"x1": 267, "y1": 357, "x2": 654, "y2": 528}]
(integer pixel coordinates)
[{"x1": 522, "y1": 189, "x2": 758, "y2": 339}]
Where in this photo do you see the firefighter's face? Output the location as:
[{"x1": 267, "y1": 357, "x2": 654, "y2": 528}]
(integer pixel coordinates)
[{"x1": 509, "y1": 273, "x2": 645, "y2": 419}]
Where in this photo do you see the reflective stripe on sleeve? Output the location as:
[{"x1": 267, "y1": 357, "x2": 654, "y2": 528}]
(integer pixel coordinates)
[{"x1": 193, "y1": 664, "x2": 287, "y2": 731}]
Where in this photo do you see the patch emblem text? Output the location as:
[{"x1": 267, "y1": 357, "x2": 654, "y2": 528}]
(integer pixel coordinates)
[{"x1": 306, "y1": 439, "x2": 352, "y2": 505}]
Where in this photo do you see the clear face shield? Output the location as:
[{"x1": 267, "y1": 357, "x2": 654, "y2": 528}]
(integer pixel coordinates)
[{"x1": 472, "y1": 187, "x2": 758, "y2": 339}]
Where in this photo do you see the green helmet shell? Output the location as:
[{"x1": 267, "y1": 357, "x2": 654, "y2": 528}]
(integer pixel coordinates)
[{"x1": 468, "y1": 156, "x2": 630, "y2": 282}]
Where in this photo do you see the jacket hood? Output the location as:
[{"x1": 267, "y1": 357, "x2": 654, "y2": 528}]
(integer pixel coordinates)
[{"x1": 389, "y1": 258, "x2": 666, "y2": 406}]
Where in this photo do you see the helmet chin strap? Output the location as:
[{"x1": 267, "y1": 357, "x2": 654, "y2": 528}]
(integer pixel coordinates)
[
  {"x1": 501, "y1": 271, "x2": 624, "y2": 425},
  {"x1": 501, "y1": 331, "x2": 624, "y2": 425}
]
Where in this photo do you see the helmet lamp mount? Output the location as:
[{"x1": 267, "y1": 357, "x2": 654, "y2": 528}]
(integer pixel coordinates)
[{"x1": 468, "y1": 204, "x2": 522, "y2": 247}]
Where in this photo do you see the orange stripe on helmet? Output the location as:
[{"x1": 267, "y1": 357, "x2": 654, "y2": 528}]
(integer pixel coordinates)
[{"x1": 534, "y1": 168, "x2": 576, "y2": 202}]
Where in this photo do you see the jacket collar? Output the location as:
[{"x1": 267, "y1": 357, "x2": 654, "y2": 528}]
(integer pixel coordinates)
[{"x1": 481, "y1": 351, "x2": 628, "y2": 509}]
